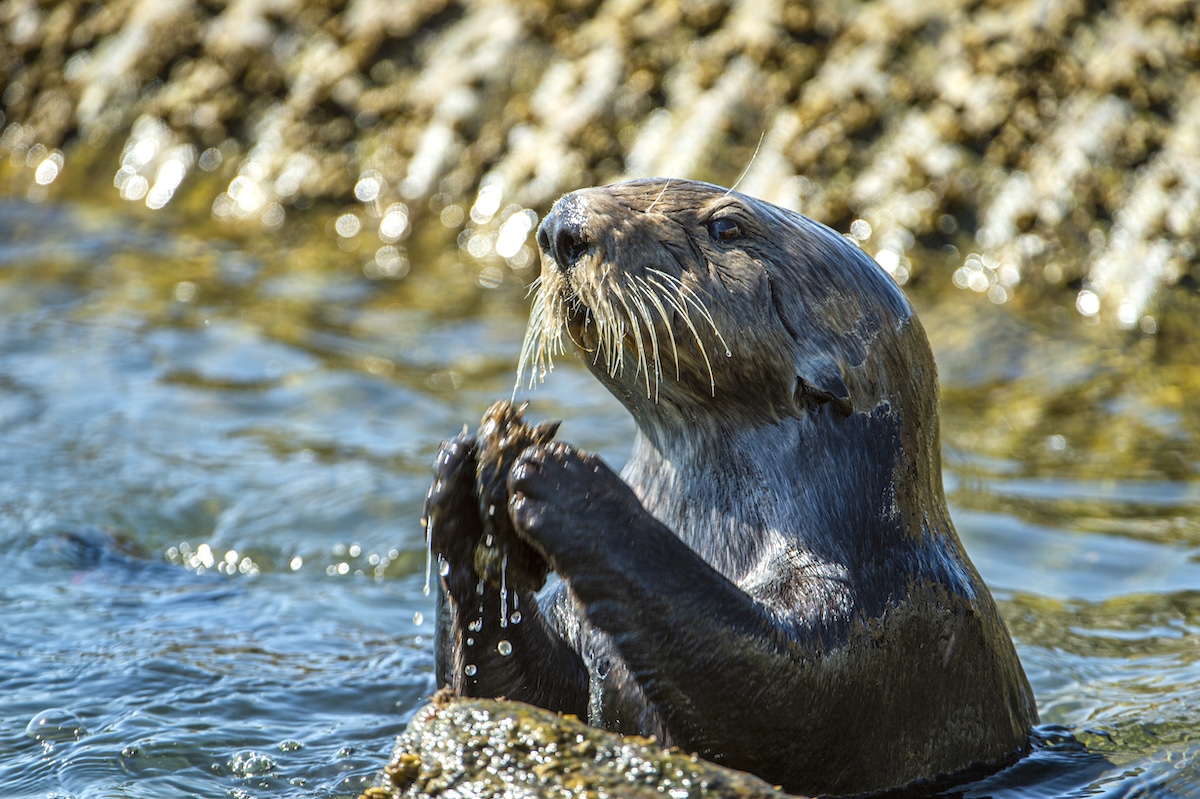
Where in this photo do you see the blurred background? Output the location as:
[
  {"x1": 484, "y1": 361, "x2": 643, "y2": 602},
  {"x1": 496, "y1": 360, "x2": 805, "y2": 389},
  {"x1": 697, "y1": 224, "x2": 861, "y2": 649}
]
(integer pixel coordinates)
[{"x1": 1, "y1": 1, "x2": 1199, "y2": 797}]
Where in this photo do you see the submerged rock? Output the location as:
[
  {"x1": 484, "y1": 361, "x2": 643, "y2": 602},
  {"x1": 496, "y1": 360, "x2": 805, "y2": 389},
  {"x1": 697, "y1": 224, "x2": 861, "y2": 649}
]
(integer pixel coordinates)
[{"x1": 362, "y1": 690, "x2": 797, "y2": 799}]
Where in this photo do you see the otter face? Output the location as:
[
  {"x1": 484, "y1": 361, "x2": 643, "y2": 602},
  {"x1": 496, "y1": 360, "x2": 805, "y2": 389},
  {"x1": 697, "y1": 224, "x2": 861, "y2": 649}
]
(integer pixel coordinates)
[{"x1": 519, "y1": 179, "x2": 913, "y2": 428}]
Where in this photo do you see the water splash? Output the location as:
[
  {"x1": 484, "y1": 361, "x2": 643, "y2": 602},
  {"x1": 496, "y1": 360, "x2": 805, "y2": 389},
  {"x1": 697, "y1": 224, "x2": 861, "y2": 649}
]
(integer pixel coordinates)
[{"x1": 230, "y1": 750, "x2": 277, "y2": 778}]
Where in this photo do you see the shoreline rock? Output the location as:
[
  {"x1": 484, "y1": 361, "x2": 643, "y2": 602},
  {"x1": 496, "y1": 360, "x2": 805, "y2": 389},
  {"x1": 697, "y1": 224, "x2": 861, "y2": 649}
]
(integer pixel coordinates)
[
  {"x1": 362, "y1": 690, "x2": 798, "y2": 799},
  {"x1": 5, "y1": 5, "x2": 1200, "y2": 792},
  {"x1": 2, "y1": 0, "x2": 1198, "y2": 326}
]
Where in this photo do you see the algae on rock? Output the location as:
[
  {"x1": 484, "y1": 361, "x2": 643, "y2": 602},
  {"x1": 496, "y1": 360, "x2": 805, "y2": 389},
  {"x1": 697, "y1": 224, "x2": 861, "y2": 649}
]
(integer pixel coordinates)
[{"x1": 364, "y1": 690, "x2": 799, "y2": 799}]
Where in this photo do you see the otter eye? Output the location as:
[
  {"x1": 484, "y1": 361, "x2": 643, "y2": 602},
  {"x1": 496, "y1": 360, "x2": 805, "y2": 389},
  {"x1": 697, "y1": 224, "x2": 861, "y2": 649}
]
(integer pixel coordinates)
[{"x1": 707, "y1": 217, "x2": 741, "y2": 242}]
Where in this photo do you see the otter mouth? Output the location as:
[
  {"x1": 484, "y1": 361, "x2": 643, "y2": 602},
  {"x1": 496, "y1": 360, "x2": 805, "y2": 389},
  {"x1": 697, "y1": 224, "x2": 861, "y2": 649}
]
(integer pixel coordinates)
[
  {"x1": 562, "y1": 297, "x2": 599, "y2": 351},
  {"x1": 531, "y1": 277, "x2": 603, "y2": 369},
  {"x1": 516, "y1": 262, "x2": 728, "y2": 402},
  {"x1": 516, "y1": 184, "x2": 730, "y2": 400}
]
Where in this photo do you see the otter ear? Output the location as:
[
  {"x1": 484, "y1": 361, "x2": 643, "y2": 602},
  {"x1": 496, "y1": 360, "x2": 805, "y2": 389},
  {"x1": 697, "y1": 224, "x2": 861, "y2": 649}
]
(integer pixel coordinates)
[{"x1": 794, "y1": 359, "x2": 853, "y2": 418}]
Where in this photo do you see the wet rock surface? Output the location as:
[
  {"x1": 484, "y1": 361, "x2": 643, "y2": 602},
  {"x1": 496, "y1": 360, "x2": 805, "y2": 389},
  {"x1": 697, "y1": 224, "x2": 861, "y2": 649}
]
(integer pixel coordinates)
[
  {"x1": 2, "y1": 0, "x2": 1198, "y2": 324},
  {"x1": 363, "y1": 690, "x2": 798, "y2": 799}
]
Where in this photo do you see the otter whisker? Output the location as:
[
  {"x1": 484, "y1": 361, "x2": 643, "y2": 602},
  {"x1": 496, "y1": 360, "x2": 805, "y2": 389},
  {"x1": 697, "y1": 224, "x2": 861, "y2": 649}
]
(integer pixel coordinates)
[
  {"x1": 646, "y1": 268, "x2": 731, "y2": 396},
  {"x1": 645, "y1": 178, "x2": 672, "y2": 215},
  {"x1": 523, "y1": 274, "x2": 544, "y2": 299},
  {"x1": 626, "y1": 282, "x2": 665, "y2": 401},
  {"x1": 611, "y1": 282, "x2": 653, "y2": 398},
  {"x1": 515, "y1": 289, "x2": 546, "y2": 390},
  {"x1": 573, "y1": 306, "x2": 599, "y2": 365},
  {"x1": 582, "y1": 285, "x2": 609, "y2": 373},
  {"x1": 633, "y1": 283, "x2": 672, "y2": 400},
  {"x1": 648, "y1": 268, "x2": 731, "y2": 357},
  {"x1": 595, "y1": 299, "x2": 622, "y2": 377},
  {"x1": 646, "y1": 274, "x2": 718, "y2": 395},
  {"x1": 590, "y1": 311, "x2": 614, "y2": 371},
  {"x1": 652, "y1": 268, "x2": 724, "y2": 343},
  {"x1": 515, "y1": 279, "x2": 575, "y2": 395},
  {"x1": 532, "y1": 311, "x2": 557, "y2": 382},
  {"x1": 633, "y1": 275, "x2": 681, "y2": 382},
  {"x1": 726, "y1": 130, "x2": 766, "y2": 197}
]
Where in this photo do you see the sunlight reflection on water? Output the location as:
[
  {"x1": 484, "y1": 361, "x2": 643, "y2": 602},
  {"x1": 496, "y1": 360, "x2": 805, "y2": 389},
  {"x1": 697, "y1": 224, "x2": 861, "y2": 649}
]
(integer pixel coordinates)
[{"x1": 0, "y1": 197, "x2": 1198, "y2": 798}]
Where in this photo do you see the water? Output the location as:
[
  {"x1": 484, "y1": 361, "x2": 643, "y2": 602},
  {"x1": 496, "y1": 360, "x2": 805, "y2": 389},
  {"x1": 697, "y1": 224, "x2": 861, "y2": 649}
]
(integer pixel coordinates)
[
  {"x1": 1, "y1": 195, "x2": 1199, "y2": 798},
  {"x1": 0, "y1": 198, "x2": 628, "y2": 798}
]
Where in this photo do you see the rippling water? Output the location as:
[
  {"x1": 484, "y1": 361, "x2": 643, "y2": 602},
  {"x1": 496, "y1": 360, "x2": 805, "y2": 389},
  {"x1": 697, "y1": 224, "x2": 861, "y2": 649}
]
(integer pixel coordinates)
[{"x1": 1, "y1": 197, "x2": 1198, "y2": 798}]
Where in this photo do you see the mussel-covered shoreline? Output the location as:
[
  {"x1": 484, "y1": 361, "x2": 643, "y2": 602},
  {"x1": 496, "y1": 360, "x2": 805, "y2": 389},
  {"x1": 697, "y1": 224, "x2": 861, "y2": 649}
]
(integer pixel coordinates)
[{"x1": 2, "y1": 0, "x2": 1198, "y2": 327}]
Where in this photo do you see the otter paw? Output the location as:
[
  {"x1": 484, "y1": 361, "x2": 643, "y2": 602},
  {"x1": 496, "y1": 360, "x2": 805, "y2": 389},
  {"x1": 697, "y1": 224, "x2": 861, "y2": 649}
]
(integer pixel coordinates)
[
  {"x1": 507, "y1": 442, "x2": 629, "y2": 566},
  {"x1": 427, "y1": 433, "x2": 476, "y2": 512},
  {"x1": 425, "y1": 432, "x2": 482, "y2": 579}
]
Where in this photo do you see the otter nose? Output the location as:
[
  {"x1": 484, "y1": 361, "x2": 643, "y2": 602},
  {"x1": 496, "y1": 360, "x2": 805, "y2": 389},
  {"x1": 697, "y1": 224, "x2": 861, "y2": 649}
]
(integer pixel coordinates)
[{"x1": 537, "y1": 195, "x2": 591, "y2": 271}]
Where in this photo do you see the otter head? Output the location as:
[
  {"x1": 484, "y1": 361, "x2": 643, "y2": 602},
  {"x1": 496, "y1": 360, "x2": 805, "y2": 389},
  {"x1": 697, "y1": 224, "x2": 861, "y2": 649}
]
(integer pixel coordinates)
[{"x1": 519, "y1": 179, "x2": 931, "y2": 442}]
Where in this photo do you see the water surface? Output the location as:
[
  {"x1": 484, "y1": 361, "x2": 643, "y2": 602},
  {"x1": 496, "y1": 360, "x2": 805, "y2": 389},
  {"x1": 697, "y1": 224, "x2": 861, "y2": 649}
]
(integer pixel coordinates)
[{"x1": 1, "y1": 196, "x2": 1199, "y2": 798}]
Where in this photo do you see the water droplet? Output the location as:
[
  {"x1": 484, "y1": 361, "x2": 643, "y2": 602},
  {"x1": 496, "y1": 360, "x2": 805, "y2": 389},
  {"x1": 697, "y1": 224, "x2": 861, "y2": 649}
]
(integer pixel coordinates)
[
  {"x1": 438, "y1": 558, "x2": 450, "y2": 577},
  {"x1": 497, "y1": 640, "x2": 512, "y2": 657},
  {"x1": 464, "y1": 664, "x2": 477, "y2": 676},
  {"x1": 510, "y1": 611, "x2": 522, "y2": 624},
  {"x1": 499, "y1": 551, "x2": 509, "y2": 629},
  {"x1": 412, "y1": 611, "x2": 424, "y2": 626},
  {"x1": 423, "y1": 521, "x2": 434, "y2": 596},
  {"x1": 25, "y1": 708, "x2": 85, "y2": 742},
  {"x1": 466, "y1": 637, "x2": 475, "y2": 646},
  {"x1": 487, "y1": 504, "x2": 496, "y2": 517},
  {"x1": 483, "y1": 534, "x2": 494, "y2": 547},
  {"x1": 468, "y1": 618, "x2": 483, "y2": 632}
]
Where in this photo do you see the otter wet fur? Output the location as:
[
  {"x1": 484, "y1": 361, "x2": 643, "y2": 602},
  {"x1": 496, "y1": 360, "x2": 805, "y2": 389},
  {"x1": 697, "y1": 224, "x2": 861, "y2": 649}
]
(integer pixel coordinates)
[{"x1": 424, "y1": 178, "x2": 1038, "y2": 797}]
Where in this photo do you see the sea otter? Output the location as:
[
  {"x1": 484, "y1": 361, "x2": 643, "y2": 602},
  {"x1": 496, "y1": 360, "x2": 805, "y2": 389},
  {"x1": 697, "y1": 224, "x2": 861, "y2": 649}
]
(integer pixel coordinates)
[{"x1": 423, "y1": 178, "x2": 1037, "y2": 796}]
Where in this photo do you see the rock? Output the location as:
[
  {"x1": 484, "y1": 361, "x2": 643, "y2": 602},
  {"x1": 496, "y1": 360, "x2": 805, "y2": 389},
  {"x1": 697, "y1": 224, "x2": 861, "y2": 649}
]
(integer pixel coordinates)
[
  {"x1": 1, "y1": 1, "x2": 1197, "y2": 323},
  {"x1": 363, "y1": 690, "x2": 799, "y2": 799}
]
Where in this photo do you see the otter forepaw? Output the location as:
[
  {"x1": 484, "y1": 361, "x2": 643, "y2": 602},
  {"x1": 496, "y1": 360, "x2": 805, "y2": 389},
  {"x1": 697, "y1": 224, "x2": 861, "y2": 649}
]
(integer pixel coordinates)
[
  {"x1": 425, "y1": 432, "x2": 482, "y2": 591},
  {"x1": 507, "y1": 442, "x2": 633, "y2": 569},
  {"x1": 430, "y1": 432, "x2": 476, "y2": 492}
]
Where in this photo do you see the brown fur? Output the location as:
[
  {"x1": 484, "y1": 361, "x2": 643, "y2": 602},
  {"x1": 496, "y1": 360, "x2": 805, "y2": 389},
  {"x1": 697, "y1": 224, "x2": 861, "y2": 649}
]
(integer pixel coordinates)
[{"x1": 429, "y1": 179, "x2": 1038, "y2": 796}]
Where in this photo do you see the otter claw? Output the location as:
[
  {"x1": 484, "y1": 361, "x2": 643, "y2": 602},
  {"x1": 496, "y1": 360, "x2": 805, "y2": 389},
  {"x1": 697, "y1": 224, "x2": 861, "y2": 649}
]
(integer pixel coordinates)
[
  {"x1": 507, "y1": 442, "x2": 630, "y2": 572},
  {"x1": 434, "y1": 432, "x2": 476, "y2": 474}
]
